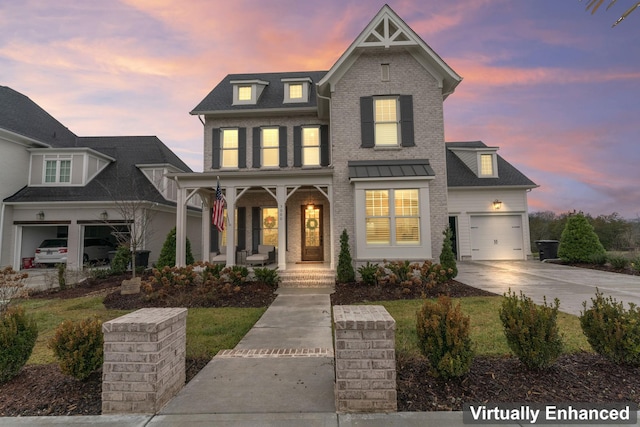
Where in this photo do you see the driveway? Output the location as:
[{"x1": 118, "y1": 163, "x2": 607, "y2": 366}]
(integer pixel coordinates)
[{"x1": 457, "y1": 261, "x2": 640, "y2": 316}]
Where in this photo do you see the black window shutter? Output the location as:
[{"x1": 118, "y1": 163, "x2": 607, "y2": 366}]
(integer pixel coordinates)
[
  {"x1": 293, "y1": 126, "x2": 302, "y2": 167},
  {"x1": 238, "y1": 128, "x2": 247, "y2": 168},
  {"x1": 237, "y1": 207, "x2": 246, "y2": 250},
  {"x1": 360, "y1": 97, "x2": 374, "y2": 148},
  {"x1": 252, "y1": 127, "x2": 261, "y2": 168},
  {"x1": 320, "y1": 125, "x2": 330, "y2": 166},
  {"x1": 279, "y1": 126, "x2": 287, "y2": 167},
  {"x1": 212, "y1": 128, "x2": 221, "y2": 169},
  {"x1": 400, "y1": 95, "x2": 415, "y2": 147},
  {"x1": 251, "y1": 207, "x2": 261, "y2": 252}
]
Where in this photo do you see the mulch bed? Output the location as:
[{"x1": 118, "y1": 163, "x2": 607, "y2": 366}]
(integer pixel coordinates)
[{"x1": 2, "y1": 270, "x2": 639, "y2": 416}]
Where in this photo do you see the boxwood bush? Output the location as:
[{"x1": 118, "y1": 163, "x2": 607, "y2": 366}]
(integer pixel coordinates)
[{"x1": 0, "y1": 306, "x2": 38, "y2": 383}]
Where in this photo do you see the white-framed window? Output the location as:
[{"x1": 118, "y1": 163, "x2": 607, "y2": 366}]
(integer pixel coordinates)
[
  {"x1": 262, "y1": 127, "x2": 279, "y2": 167},
  {"x1": 44, "y1": 157, "x2": 72, "y2": 183},
  {"x1": 302, "y1": 126, "x2": 320, "y2": 166},
  {"x1": 479, "y1": 153, "x2": 498, "y2": 177},
  {"x1": 374, "y1": 97, "x2": 399, "y2": 147},
  {"x1": 221, "y1": 128, "x2": 239, "y2": 168},
  {"x1": 262, "y1": 207, "x2": 278, "y2": 248},
  {"x1": 365, "y1": 188, "x2": 420, "y2": 245},
  {"x1": 289, "y1": 83, "x2": 303, "y2": 100},
  {"x1": 238, "y1": 86, "x2": 252, "y2": 101}
]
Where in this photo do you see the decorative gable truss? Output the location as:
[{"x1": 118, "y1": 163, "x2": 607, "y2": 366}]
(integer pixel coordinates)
[{"x1": 361, "y1": 12, "x2": 415, "y2": 48}]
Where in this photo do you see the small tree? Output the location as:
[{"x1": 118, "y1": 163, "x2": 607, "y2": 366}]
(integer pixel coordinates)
[
  {"x1": 558, "y1": 212, "x2": 606, "y2": 263},
  {"x1": 156, "y1": 227, "x2": 194, "y2": 268},
  {"x1": 439, "y1": 227, "x2": 457, "y2": 279},
  {"x1": 337, "y1": 229, "x2": 355, "y2": 283}
]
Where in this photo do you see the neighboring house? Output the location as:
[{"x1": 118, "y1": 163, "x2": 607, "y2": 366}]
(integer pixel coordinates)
[
  {"x1": 0, "y1": 86, "x2": 202, "y2": 271},
  {"x1": 170, "y1": 5, "x2": 537, "y2": 271}
]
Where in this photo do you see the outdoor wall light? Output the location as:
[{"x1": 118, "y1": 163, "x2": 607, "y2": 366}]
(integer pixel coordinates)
[
  {"x1": 100, "y1": 211, "x2": 108, "y2": 221},
  {"x1": 36, "y1": 211, "x2": 45, "y2": 220},
  {"x1": 493, "y1": 200, "x2": 502, "y2": 210}
]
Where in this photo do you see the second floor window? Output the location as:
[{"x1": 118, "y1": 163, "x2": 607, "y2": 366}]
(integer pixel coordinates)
[
  {"x1": 302, "y1": 127, "x2": 320, "y2": 166},
  {"x1": 374, "y1": 97, "x2": 399, "y2": 147},
  {"x1": 262, "y1": 128, "x2": 279, "y2": 167},
  {"x1": 289, "y1": 83, "x2": 303, "y2": 100},
  {"x1": 45, "y1": 158, "x2": 71, "y2": 183},
  {"x1": 238, "y1": 86, "x2": 252, "y2": 101},
  {"x1": 221, "y1": 129, "x2": 239, "y2": 168}
]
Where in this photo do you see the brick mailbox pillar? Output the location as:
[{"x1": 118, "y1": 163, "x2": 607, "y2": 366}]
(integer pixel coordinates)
[
  {"x1": 102, "y1": 307, "x2": 187, "y2": 414},
  {"x1": 333, "y1": 305, "x2": 397, "y2": 413}
]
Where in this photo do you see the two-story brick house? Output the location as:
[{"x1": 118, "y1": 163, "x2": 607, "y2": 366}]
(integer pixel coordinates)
[{"x1": 171, "y1": 5, "x2": 536, "y2": 274}]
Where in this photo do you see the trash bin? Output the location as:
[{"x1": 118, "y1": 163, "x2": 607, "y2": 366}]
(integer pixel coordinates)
[
  {"x1": 134, "y1": 250, "x2": 151, "y2": 268},
  {"x1": 535, "y1": 240, "x2": 559, "y2": 261},
  {"x1": 22, "y1": 257, "x2": 34, "y2": 269}
]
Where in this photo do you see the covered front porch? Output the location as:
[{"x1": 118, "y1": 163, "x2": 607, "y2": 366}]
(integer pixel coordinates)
[{"x1": 169, "y1": 170, "x2": 335, "y2": 272}]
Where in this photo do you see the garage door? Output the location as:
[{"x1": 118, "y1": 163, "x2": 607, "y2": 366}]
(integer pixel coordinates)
[{"x1": 470, "y1": 215, "x2": 524, "y2": 260}]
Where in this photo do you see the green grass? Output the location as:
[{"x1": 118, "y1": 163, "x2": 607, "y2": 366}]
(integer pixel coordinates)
[
  {"x1": 373, "y1": 296, "x2": 591, "y2": 359},
  {"x1": 12, "y1": 297, "x2": 265, "y2": 364}
]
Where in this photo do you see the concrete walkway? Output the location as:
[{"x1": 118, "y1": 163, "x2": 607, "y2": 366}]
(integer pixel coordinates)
[{"x1": 457, "y1": 260, "x2": 640, "y2": 315}]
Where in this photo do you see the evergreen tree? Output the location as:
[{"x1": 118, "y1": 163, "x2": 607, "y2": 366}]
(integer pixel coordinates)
[
  {"x1": 337, "y1": 229, "x2": 355, "y2": 283},
  {"x1": 558, "y1": 213, "x2": 606, "y2": 263},
  {"x1": 439, "y1": 227, "x2": 458, "y2": 279},
  {"x1": 156, "y1": 227, "x2": 194, "y2": 268}
]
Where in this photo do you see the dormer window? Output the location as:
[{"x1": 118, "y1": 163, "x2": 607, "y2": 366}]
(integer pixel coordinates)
[
  {"x1": 44, "y1": 156, "x2": 71, "y2": 183},
  {"x1": 237, "y1": 86, "x2": 252, "y2": 101},
  {"x1": 231, "y1": 79, "x2": 268, "y2": 105},
  {"x1": 479, "y1": 153, "x2": 498, "y2": 177},
  {"x1": 282, "y1": 77, "x2": 311, "y2": 103}
]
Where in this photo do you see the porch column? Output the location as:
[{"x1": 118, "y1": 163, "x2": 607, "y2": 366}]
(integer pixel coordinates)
[
  {"x1": 225, "y1": 186, "x2": 236, "y2": 267},
  {"x1": 201, "y1": 195, "x2": 211, "y2": 263},
  {"x1": 276, "y1": 186, "x2": 287, "y2": 270},
  {"x1": 328, "y1": 184, "x2": 335, "y2": 270},
  {"x1": 175, "y1": 187, "x2": 187, "y2": 267}
]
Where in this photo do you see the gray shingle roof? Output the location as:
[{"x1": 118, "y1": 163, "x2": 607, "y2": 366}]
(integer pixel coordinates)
[
  {"x1": 348, "y1": 160, "x2": 435, "y2": 179},
  {"x1": 191, "y1": 71, "x2": 328, "y2": 114},
  {"x1": 0, "y1": 86, "x2": 77, "y2": 147},
  {"x1": 446, "y1": 141, "x2": 537, "y2": 188},
  {"x1": 4, "y1": 136, "x2": 192, "y2": 204}
]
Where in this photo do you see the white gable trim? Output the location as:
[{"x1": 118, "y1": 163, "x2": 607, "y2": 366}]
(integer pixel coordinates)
[{"x1": 318, "y1": 5, "x2": 461, "y2": 97}]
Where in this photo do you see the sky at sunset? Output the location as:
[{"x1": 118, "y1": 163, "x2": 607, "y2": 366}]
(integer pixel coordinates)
[{"x1": 2, "y1": 1, "x2": 639, "y2": 218}]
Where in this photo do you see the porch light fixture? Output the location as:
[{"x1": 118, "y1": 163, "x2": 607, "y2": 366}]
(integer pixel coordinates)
[
  {"x1": 100, "y1": 211, "x2": 108, "y2": 221},
  {"x1": 36, "y1": 211, "x2": 45, "y2": 221},
  {"x1": 493, "y1": 199, "x2": 502, "y2": 210}
]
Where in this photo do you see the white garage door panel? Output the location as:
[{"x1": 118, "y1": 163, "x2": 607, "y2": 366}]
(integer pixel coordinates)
[{"x1": 470, "y1": 215, "x2": 523, "y2": 260}]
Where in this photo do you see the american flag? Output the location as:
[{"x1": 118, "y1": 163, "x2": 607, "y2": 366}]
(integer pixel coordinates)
[{"x1": 212, "y1": 180, "x2": 225, "y2": 232}]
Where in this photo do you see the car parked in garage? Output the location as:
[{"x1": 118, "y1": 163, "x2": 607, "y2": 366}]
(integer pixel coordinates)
[
  {"x1": 34, "y1": 238, "x2": 68, "y2": 265},
  {"x1": 34, "y1": 238, "x2": 115, "y2": 265}
]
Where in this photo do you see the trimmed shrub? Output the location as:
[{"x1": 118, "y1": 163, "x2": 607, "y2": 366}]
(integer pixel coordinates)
[
  {"x1": 580, "y1": 290, "x2": 640, "y2": 366},
  {"x1": 0, "y1": 306, "x2": 38, "y2": 383},
  {"x1": 416, "y1": 296, "x2": 473, "y2": 379},
  {"x1": 499, "y1": 289, "x2": 563, "y2": 370},
  {"x1": 608, "y1": 255, "x2": 630, "y2": 270},
  {"x1": 557, "y1": 212, "x2": 606, "y2": 263},
  {"x1": 439, "y1": 227, "x2": 458, "y2": 279},
  {"x1": 253, "y1": 267, "x2": 280, "y2": 288},
  {"x1": 357, "y1": 262, "x2": 379, "y2": 286},
  {"x1": 48, "y1": 317, "x2": 104, "y2": 381},
  {"x1": 337, "y1": 229, "x2": 355, "y2": 283},
  {"x1": 156, "y1": 227, "x2": 194, "y2": 268},
  {"x1": 0, "y1": 267, "x2": 28, "y2": 315},
  {"x1": 110, "y1": 245, "x2": 131, "y2": 275}
]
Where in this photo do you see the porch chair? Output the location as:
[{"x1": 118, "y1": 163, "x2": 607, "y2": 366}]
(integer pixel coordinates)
[
  {"x1": 246, "y1": 245, "x2": 276, "y2": 266},
  {"x1": 210, "y1": 246, "x2": 227, "y2": 264}
]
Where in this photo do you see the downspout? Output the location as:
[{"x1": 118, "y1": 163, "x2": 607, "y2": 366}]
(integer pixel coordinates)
[
  {"x1": 0, "y1": 202, "x2": 5, "y2": 266},
  {"x1": 316, "y1": 88, "x2": 333, "y2": 167}
]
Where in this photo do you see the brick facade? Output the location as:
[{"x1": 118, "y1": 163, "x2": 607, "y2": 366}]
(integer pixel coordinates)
[{"x1": 102, "y1": 308, "x2": 187, "y2": 414}]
